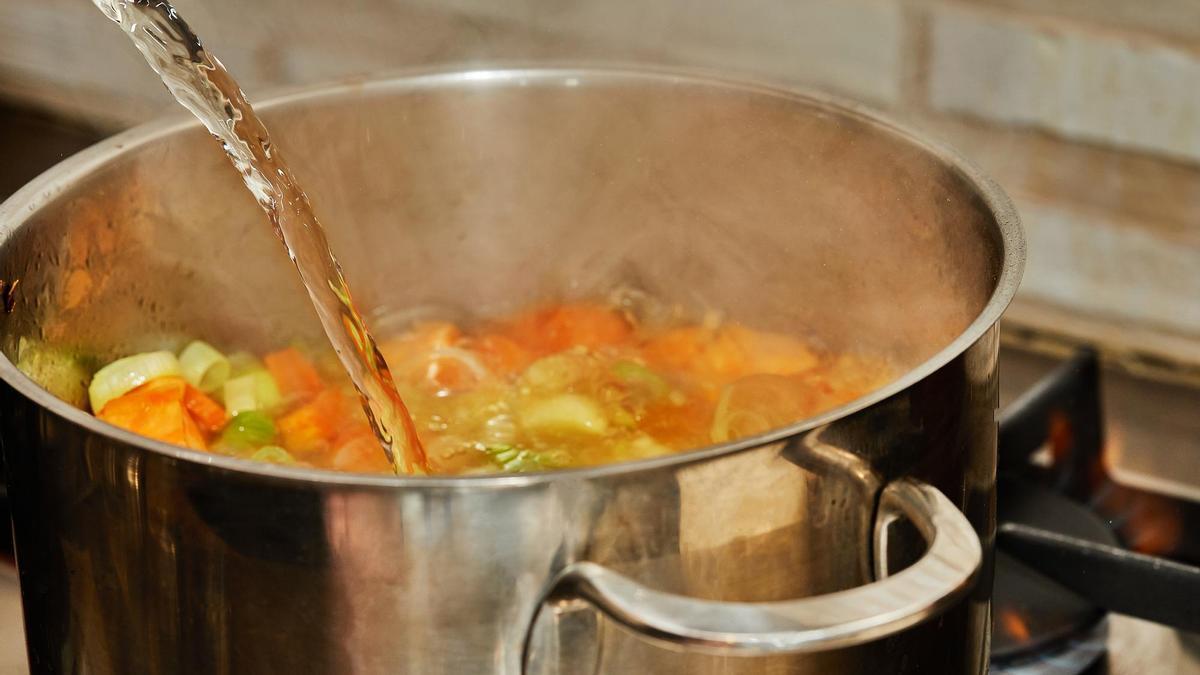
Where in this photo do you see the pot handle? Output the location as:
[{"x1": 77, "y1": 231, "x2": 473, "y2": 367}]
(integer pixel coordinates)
[{"x1": 541, "y1": 479, "x2": 980, "y2": 656}]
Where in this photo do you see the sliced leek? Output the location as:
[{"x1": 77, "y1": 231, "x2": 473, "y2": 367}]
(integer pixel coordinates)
[
  {"x1": 178, "y1": 340, "x2": 231, "y2": 393},
  {"x1": 222, "y1": 370, "x2": 282, "y2": 416},
  {"x1": 484, "y1": 444, "x2": 564, "y2": 472},
  {"x1": 219, "y1": 410, "x2": 276, "y2": 450},
  {"x1": 87, "y1": 351, "x2": 181, "y2": 412}
]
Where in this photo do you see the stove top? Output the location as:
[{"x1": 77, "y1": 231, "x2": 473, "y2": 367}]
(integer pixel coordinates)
[{"x1": 995, "y1": 347, "x2": 1200, "y2": 674}]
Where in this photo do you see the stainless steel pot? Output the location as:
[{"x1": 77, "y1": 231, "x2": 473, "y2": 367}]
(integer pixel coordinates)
[{"x1": 0, "y1": 67, "x2": 1023, "y2": 674}]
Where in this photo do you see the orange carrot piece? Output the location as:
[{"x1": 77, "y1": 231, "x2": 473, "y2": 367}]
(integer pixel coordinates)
[
  {"x1": 330, "y1": 432, "x2": 391, "y2": 473},
  {"x1": 183, "y1": 385, "x2": 229, "y2": 434},
  {"x1": 642, "y1": 327, "x2": 717, "y2": 375},
  {"x1": 98, "y1": 376, "x2": 207, "y2": 450},
  {"x1": 264, "y1": 348, "x2": 324, "y2": 404},
  {"x1": 642, "y1": 325, "x2": 755, "y2": 383},
  {"x1": 277, "y1": 388, "x2": 349, "y2": 457},
  {"x1": 471, "y1": 334, "x2": 531, "y2": 377},
  {"x1": 504, "y1": 303, "x2": 632, "y2": 354}
]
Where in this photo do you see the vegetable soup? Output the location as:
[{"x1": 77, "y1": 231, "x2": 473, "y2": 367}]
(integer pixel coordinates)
[{"x1": 27, "y1": 299, "x2": 891, "y2": 474}]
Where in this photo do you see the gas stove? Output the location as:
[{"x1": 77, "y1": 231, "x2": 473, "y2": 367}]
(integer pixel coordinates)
[{"x1": 994, "y1": 346, "x2": 1200, "y2": 674}]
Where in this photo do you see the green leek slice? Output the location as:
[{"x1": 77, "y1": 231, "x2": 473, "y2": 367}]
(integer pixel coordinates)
[
  {"x1": 178, "y1": 340, "x2": 231, "y2": 393},
  {"x1": 222, "y1": 371, "x2": 282, "y2": 416},
  {"x1": 219, "y1": 410, "x2": 277, "y2": 450}
]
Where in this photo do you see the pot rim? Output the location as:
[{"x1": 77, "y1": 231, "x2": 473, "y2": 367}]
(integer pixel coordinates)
[{"x1": 0, "y1": 63, "x2": 1025, "y2": 490}]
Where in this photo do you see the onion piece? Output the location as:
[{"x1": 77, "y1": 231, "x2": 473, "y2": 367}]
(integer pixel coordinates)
[
  {"x1": 178, "y1": 340, "x2": 231, "y2": 393},
  {"x1": 88, "y1": 351, "x2": 182, "y2": 413},
  {"x1": 709, "y1": 382, "x2": 773, "y2": 443}
]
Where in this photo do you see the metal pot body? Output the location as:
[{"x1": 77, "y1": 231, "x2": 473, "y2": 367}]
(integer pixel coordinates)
[{"x1": 0, "y1": 68, "x2": 1021, "y2": 674}]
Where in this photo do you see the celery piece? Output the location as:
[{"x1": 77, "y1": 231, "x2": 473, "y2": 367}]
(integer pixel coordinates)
[
  {"x1": 87, "y1": 351, "x2": 182, "y2": 412},
  {"x1": 219, "y1": 411, "x2": 276, "y2": 450},
  {"x1": 179, "y1": 340, "x2": 231, "y2": 393}
]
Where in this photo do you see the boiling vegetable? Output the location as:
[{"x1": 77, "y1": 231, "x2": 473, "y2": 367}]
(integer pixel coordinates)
[
  {"x1": 76, "y1": 300, "x2": 891, "y2": 474},
  {"x1": 88, "y1": 351, "x2": 182, "y2": 412},
  {"x1": 178, "y1": 340, "x2": 231, "y2": 393}
]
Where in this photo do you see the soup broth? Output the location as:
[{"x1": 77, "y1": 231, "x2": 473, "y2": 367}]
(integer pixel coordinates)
[{"x1": 33, "y1": 297, "x2": 891, "y2": 475}]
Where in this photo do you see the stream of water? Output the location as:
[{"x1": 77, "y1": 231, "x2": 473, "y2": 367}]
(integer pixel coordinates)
[{"x1": 92, "y1": 0, "x2": 429, "y2": 474}]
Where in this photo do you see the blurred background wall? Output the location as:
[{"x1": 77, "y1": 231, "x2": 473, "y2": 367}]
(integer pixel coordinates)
[{"x1": 1, "y1": 0, "x2": 1197, "y2": 381}]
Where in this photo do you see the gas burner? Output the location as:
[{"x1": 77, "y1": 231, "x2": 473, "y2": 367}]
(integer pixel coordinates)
[
  {"x1": 991, "y1": 617, "x2": 1107, "y2": 675},
  {"x1": 990, "y1": 350, "x2": 1200, "y2": 673}
]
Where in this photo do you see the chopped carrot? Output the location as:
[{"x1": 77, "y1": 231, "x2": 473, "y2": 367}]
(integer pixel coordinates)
[
  {"x1": 98, "y1": 376, "x2": 207, "y2": 450},
  {"x1": 264, "y1": 348, "x2": 324, "y2": 405},
  {"x1": 471, "y1": 334, "x2": 531, "y2": 377},
  {"x1": 183, "y1": 385, "x2": 229, "y2": 434},
  {"x1": 330, "y1": 432, "x2": 391, "y2": 473},
  {"x1": 642, "y1": 324, "x2": 814, "y2": 384},
  {"x1": 642, "y1": 326, "x2": 742, "y2": 379},
  {"x1": 503, "y1": 303, "x2": 632, "y2": 355},
  {"x1": 277, "y1": 388, "x2": 350, "y2": 457}
]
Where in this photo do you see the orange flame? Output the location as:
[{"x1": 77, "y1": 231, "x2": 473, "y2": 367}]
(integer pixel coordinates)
[{"x1": 999, "y1": 609, "x2": 1031, "y2": 643}]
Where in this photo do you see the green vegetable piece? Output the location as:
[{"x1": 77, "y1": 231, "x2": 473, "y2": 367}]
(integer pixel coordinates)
[
  {"x1": 611, "y1": 360, "x2": 669, "y2": 397},
  {"x1": 250, "y1": 371, "x2": 282, "y2": 410},
  {"x1": 222, "y1": 370, "x2": 282, "y2": 416},
  {"x1": 179, "y1": 340, "x2": 231, "y2": 393},
  {"x1": 219, "y1": 411, "x2": 276, "y2": 450},
  {"x1": 87, "y1": 350, "x2": 182, "y2": 412},
  {"x1": 519, "y1": 394, "x2": 609, "y2": 436},
  {"x1": 249, "y1": 445, "x2": 295, "y2": 465},
  {"x1": 484, "y1": 444, "x2": 563, "y2": 473}
]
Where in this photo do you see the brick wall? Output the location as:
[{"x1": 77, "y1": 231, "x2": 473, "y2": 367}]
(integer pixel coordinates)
[{"x1": 1, "y1": 0, "x2": 1197, "y2": 376}]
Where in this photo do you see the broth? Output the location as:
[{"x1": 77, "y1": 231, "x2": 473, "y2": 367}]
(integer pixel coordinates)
[{"x1": 38, "y1": 296, "x2": 891, "y2": 475}]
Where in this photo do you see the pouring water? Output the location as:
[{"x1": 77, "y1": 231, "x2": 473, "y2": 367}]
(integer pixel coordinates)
[{"x1": 90, "y1": 0, "x2": 429, "y2": 474}]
